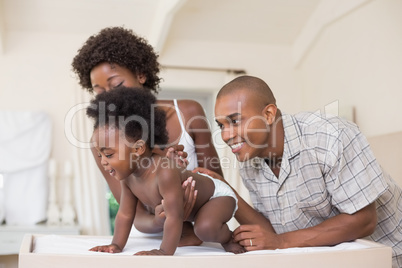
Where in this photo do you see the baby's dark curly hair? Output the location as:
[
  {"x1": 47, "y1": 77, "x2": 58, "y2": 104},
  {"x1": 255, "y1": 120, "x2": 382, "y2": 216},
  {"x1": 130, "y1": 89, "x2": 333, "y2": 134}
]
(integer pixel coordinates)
[
  {"x1": 86, "y1": 87, "x2": 168, "y2": 149},
  {"x1": 72, "y1": 27, "x2": 161, "y2": 93}
]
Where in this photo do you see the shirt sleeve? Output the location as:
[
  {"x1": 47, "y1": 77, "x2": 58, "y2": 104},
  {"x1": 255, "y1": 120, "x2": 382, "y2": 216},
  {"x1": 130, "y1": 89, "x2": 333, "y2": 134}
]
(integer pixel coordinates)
[{"x1": 325, "y1": 126, "x2": 388, "y2": 214}]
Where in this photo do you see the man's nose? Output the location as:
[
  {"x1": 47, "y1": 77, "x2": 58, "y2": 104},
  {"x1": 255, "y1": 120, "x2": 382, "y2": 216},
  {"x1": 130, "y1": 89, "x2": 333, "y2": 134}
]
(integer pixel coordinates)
[{"x1": 221, "y1": 127, "x2": 236, "y2": 144}]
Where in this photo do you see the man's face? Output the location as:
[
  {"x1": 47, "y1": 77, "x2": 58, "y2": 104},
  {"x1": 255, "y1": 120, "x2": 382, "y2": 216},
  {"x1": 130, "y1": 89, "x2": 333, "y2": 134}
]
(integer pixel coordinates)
[{"x1": 215, "y1": 90, "x2": 272, "y2": 162}]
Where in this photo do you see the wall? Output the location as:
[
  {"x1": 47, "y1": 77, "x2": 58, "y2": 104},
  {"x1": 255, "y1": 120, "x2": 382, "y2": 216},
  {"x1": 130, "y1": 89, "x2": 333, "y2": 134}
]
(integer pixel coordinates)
[
  {"x1": 295, "y1": 0, "x2": 402, "y2": 138},
  {"x1": 368, "y1": 131, "x2": 402, "y2": 186},
  {"x1": 160, "y1": 40, "x2": 302, "y2": 116},
  {"x1": 0, "y1": 31, "x2": 89, "y2": 165},
  {"x1": 0, "y1": 32, "x2": 301, "y2": 169}
]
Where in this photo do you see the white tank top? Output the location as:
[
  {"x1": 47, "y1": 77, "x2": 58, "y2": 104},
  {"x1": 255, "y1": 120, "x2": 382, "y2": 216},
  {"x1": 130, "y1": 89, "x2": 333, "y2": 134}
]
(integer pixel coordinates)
[{"x1": 173, "y1": 99, "x2": 198, "y2": 171}]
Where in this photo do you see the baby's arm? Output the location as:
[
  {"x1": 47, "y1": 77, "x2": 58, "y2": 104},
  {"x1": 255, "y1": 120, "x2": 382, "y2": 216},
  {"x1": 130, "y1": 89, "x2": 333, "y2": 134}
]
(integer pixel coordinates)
[
  {"x1": 90, "y1": 182, "x2": 137, "y2": 253},
  {"x1": 135, "y1": 168, "x2": 184, "y2": 255}
]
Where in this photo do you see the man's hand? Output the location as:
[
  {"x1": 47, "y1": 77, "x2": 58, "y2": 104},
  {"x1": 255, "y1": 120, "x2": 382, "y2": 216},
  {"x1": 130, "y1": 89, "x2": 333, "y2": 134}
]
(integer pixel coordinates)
[{"x1": 233, "y1": 224, "x2": 281, "y2": 251}]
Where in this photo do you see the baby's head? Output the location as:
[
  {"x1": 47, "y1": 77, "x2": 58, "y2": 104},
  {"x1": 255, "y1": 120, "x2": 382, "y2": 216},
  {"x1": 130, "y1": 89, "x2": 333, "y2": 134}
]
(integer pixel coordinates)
[
  {"x1": 215, "y1": 75, "x2": 278, "y2": 161},
  {"x1": 87, "y1": 87, "x2": 168, "y2": 179}
]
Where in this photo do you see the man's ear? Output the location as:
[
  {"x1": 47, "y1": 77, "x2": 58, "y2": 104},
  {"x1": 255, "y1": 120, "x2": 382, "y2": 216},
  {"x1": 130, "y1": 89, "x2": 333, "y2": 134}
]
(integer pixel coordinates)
[
  {"x1": 132, "y1": 139, "x2": 146, "y2": 155},
  {"x1": 137, "y1": 73, "x2": 147, "y2": 85},
  {"x1": 262, "y1": 104, "x2": 278, "y2": 125}
]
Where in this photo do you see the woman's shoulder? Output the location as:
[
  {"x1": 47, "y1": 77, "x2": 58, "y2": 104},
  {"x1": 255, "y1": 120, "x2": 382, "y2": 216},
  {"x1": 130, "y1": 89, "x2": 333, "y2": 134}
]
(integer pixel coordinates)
[{"x1": 176, "y1": 99, "x2": 205, "y2": 116}]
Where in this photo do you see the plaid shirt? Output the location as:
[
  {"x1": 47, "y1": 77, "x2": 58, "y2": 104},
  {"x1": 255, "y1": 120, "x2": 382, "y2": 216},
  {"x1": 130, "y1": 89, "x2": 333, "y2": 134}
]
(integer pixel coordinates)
[{"x1": 239, "y1": 112, "x2": 402, "y2": 267}]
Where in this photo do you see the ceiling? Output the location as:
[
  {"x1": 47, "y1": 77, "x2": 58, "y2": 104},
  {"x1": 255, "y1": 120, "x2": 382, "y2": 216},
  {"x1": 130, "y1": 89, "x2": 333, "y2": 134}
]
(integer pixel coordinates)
[
  {"x1": 170, "y1": 0, "x2": 320, "y2": 45},
  {"x1": 1, "y1": 0, "x2": 321, "y2": 50},
  {"x1": 1, "y1": 0, "x2": 159, "y2": 36}
]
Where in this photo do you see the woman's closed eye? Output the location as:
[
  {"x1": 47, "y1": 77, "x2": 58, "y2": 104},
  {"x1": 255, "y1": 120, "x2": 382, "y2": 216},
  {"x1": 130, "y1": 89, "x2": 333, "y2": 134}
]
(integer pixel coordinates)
[{"x1": 111, "y1": 81, "x2": 124, "y2": 90}]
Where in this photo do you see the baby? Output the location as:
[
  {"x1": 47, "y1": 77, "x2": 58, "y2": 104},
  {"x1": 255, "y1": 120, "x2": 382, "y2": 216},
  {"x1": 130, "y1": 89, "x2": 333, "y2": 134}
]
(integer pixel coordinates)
[{"x1": 87, "y1": 87, "x2": 245, "y2": 255}]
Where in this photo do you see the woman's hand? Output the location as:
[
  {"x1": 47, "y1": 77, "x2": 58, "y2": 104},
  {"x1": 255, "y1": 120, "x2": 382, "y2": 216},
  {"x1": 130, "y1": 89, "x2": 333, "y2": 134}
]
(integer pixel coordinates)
[
  {"x1": 232, "y1": 224, "x2": 281, "y2": 251},
  {"x1": 182, "y1": 176, "x2": 197, "y2": 220},
  {"x1": 152, "y1": 201, "x2": 167, "y2": 228},
  {"x1": 165, "y1": 144, "x2": 189, "y2": 168},
  {"x1": 153, "y1": 176, "x2": 197, "y2": 224},
  {"x1": 89, "y1": 244, "x2": 122, "y2": 253}
]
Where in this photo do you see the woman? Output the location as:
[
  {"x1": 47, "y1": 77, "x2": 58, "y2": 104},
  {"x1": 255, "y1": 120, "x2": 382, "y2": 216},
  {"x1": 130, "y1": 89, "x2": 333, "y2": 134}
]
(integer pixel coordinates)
[{"x1": 72, "y1": 27, "x2": 223, "y2": 245}]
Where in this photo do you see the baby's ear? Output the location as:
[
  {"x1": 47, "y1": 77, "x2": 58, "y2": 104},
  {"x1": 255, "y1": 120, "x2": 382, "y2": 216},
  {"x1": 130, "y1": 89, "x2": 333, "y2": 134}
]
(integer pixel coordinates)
[
  {"x1": 133, "y1": 139, "x2": 147, "y2": 155},
  {"x1": 263, "y1": 104, "x2": 277, "y2": 125}
]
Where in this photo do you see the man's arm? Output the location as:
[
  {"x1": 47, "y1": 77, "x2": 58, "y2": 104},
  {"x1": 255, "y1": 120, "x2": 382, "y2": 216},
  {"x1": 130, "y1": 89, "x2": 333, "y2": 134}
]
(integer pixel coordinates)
[
  {"x1": 193, "y1": 168, "x2": 378, "y2": 251},
  {"x1": 193, "y1": 167, "x2": 275, "y2": 232},
  {"x1": 233, "y1": 202, "x2": 377, "y2": 251}
]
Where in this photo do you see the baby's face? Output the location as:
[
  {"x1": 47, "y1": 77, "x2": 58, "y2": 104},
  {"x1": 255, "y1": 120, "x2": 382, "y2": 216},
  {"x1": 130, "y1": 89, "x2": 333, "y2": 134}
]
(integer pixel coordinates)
[
  {"x1": 215, "y1": 90, "x2": 271, "y2": 162},
  {"x1": 91, "y1": 125, "x2": 137, "y2": 180}
]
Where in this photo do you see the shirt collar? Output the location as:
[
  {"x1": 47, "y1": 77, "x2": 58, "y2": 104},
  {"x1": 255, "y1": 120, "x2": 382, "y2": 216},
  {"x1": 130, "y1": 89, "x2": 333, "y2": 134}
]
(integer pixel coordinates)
[
  {"x1": 281, "y1": 113, "x2": 301, "y2": 160},
  {"x1": 244, "y1": 113, "x2": 301, "y2": 182}
]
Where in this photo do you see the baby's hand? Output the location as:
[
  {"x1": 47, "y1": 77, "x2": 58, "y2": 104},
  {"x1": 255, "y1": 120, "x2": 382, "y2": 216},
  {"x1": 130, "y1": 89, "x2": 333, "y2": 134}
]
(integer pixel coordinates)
[
  {"x1": 134, "y1": 249, "x2": 167, "y2": 255},
  {"x1": 89, "y1": 244, "x2": 122, "y2": 253}
]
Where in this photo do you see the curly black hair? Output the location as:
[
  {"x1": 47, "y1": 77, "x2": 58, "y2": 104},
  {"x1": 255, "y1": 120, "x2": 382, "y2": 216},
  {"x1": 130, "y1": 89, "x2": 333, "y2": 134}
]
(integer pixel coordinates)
[
  {"x1": 86, "y1": 87, "x2": 168, "y2": 149},
  {"x1": 72, "y1": 27, "x2": 161, "y2": 94}
]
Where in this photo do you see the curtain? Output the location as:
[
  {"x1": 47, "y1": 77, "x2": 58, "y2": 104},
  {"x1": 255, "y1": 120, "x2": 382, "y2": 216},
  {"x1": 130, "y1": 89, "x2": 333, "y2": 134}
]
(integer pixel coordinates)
[{"x1": 66, "y1": 86, "x2": 110, "y2": 235}]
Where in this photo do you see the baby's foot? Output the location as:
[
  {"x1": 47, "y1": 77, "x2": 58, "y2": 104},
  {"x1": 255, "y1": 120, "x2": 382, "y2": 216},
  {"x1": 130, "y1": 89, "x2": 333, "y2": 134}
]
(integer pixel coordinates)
[
  {"x1": 178, "y1": 221, "x2": 202, "y2": 247},
  {"x1": 221, "y1": 237, "x2": 246, "y2": 254}
]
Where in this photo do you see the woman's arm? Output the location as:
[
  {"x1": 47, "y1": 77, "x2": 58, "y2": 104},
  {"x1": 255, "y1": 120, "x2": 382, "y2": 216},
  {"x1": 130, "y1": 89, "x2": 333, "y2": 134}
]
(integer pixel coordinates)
[{"x1": 179, "y1": 100, "x2": 223, "y2": 176}]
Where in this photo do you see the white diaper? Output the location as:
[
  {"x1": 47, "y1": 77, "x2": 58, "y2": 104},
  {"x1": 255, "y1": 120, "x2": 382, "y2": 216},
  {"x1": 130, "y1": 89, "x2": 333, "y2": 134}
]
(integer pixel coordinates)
[{"x1": 197, "y1": 172, "x2": 238, "y2": 216}]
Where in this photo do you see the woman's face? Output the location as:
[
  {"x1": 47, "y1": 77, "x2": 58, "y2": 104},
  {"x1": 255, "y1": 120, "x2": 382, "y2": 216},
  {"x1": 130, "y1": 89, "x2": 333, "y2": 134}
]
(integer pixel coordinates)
[{"x1": 90, "y1": 62, "x2": 146, "y2": 94}]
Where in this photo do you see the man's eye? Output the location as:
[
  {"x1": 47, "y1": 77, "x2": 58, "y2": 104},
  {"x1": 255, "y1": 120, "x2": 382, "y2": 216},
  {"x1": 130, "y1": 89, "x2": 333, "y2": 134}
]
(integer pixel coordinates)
[
  {"x1": 231, "y1": 119, "x2": 239, "y2": 124},
  {"x1": 105, "y1": 154, "x2": 113, "y2": 158},
  {"x1": 217, "y1": 123, "x2": 224, "y2": 130}
]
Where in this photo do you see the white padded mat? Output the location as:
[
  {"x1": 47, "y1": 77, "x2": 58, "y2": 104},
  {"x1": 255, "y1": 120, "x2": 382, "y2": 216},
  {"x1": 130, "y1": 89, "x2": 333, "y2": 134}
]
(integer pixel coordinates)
[{"x1": 32, "y1": 233, "x2": 369, "y2": 256}]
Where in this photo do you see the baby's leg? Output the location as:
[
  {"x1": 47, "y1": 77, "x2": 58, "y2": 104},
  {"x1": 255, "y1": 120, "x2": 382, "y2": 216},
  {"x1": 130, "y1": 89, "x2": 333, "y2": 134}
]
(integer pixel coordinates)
[
  {"x1": 179, "y1": 221, "x2": 202, "y2": 247},
  {"x1": 193, "y1": 197, "x2": 245, "y2": 254}
]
